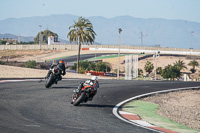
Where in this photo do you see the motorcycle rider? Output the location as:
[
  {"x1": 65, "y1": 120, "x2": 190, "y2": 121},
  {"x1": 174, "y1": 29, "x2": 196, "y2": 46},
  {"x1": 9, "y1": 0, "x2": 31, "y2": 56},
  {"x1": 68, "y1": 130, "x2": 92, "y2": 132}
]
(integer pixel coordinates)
[
  {"x1": 45, "y1": 60, "x2": 66, "y2": 83},
  {"x1": 77, "y1": 76, "x2": 99, "y2": 100}
]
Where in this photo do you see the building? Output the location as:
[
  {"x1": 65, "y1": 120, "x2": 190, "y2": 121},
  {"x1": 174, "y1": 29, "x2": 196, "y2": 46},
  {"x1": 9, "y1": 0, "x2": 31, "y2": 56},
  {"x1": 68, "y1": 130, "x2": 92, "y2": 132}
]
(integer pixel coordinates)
[
  {"x1": 48, "y1": 36, "x2": 54, "y2": 45},
  {"x1": 0, "y1": 39, "x2": 18, "y2": 45},
  {"x1": 48, "y1": 36, "x2": 61, "y2": 45}
]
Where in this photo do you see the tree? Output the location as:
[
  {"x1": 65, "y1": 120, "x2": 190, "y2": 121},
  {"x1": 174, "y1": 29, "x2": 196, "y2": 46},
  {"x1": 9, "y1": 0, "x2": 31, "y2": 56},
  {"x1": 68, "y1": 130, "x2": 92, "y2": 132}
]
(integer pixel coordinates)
[
  {"x1": 34, "y1": 30, "x2": 58, "y2": 44},
  {"x1": 188, "y1": 60, "x2": 199, "y2": 73},
  {"x1": 144, "y1": 61, "x2": 154, "y2": 75},
  {"x1": 161, "y1": 65, "x2": 180, "y2": 81},
  {"x1": 173, "y1": 60, "x2": 187, "y2": 71},
  {"x1": 67, "y1": 17, "x2": 96, "y2": 73},
  {"x1": 138, "y1": 68, "x2": 143, "y2": 76},
  {"x1": 0, "y1": 40, "x2": 6, "y2": 45},
  {"x1": 156, "y1": 67, "x2": 162, "y2": 74},
  {"x1": 95, "y1": 62, "x2": 111, "y2": 72}
]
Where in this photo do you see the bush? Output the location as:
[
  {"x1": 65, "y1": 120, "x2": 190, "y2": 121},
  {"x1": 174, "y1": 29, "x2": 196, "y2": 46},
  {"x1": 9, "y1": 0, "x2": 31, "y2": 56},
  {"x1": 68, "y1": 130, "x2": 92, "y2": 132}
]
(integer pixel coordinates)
[
  {"x1": 138, "y1": 68, "x2": 143, "y2": 76},
  {"x1": 95, "y1": 61, "x2": 111, "y2": 72},
  {"x1": 25, "y1": 60, "x2": 36, "y2": 68},
  {"x1": 161, "y1": 65, "x2": 180, "y2": 81},
  {"x1": 38, "y1": 63, "x2": 49, "y2": 69},
  {"x1": 0, "y1": 61, "x2": 5, "y2": 65},
  {"x1": 69, "y1": 60, "x2": 111, "y2": 73}
]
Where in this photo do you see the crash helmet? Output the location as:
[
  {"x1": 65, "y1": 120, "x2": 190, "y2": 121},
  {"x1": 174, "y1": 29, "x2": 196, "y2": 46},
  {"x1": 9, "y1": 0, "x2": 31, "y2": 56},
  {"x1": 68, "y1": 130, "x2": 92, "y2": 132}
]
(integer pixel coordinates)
[
  {"x1": 91, "y1": 76, "x2": 98, "y2": 81},
  {"x1": 59, "y1": 60, "x2": 64, "y2": 63}
]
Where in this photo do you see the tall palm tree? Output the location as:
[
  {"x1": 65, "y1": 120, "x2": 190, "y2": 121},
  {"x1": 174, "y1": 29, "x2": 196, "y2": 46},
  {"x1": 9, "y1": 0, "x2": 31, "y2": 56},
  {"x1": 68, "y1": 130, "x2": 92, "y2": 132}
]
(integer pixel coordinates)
[
  {"x1": 188, "y1": 60, "x2": 199, "y2": 73},
  {"x1": 173, "y1": 60, "x2": 187, "y2": 71},
  {"x1": 67, "y1": 17, "x2": 96, "y2": 73}
]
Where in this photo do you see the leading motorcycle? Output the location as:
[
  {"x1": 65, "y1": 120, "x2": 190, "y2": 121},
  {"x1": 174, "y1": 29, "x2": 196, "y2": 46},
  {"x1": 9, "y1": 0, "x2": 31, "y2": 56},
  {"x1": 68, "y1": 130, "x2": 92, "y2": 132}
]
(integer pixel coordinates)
[{"x1": 45, "y1": 64, "x2": 62, "y2": 88}]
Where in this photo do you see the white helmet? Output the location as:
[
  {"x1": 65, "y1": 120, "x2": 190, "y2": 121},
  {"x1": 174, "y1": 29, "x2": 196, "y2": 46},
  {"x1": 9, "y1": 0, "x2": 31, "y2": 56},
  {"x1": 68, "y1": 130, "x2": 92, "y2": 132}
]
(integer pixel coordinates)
[{"x1": 91, "y1": 76, "x2": 98, "y2": 81}]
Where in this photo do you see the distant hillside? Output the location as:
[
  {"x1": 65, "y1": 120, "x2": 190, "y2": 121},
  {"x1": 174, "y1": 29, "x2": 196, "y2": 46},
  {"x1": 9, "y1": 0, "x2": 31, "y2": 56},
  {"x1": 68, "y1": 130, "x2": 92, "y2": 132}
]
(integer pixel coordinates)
[
  {"x1": 0, "y1": 14, "x2": 199, "y2": 49},
  {"x1": 0, "y1": 33, "x2": 34, "y2": 42}
]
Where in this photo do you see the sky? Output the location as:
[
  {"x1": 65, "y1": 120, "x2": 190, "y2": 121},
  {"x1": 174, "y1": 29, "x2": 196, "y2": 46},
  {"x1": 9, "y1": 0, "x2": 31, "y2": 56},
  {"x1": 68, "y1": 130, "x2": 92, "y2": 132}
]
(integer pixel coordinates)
[{"x1": 0, "y1": 0, "x2": 200, "y2": 23}]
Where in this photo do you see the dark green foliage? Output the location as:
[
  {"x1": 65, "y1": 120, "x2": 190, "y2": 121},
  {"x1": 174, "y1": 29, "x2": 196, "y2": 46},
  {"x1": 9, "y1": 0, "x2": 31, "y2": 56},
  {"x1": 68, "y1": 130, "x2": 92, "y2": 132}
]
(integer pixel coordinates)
[
  {"x1": 69, "y1": 61, "x2": 111, "y2": 73},
  {"x1": 161, "y1": 65, "x2": 180, "y2": 81},
  {"x1": 0, "y1": 40, "x2": 7, "y2": 45},
  {"x1": 173, "y1": 60, "x2": 187, "y2": 71},
  {"x1": 25, "y1": 60, "x2": 36, "y2": 68},
  {"x1": 20, "y1": 41, "x2": 35, "y2": 44},
  {"x1": 138, "y1": 68, "x2": 143, "y2": 75},
  {"x1": 95, "y1": 61, "x2": 111, "y2": 72},
  {"x1": 0, "y1": 61, "x2": 5, "y2": 65},
  {"x1": 190, "y1": 68, "x2": 196, "y2": 73},
  {"x1": 144, "y1": 61, "x2": 154, "y2": 74},
  {"x1": 156, "y1": 67, "x2": 162, "y2": 74},
  {"x1": 188, "y1": 60, "x2": 199, "y2": 73}
]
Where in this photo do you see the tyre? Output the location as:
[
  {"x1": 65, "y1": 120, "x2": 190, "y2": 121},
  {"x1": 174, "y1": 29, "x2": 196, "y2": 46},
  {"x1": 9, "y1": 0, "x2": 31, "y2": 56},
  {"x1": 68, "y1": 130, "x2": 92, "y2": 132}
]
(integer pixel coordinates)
[
  {"x1": 45, "y1": 75, "x2": 54, "y2": 88},
  {"x1": 73, "y1": 91, "x2": 86, "y2": 106}
]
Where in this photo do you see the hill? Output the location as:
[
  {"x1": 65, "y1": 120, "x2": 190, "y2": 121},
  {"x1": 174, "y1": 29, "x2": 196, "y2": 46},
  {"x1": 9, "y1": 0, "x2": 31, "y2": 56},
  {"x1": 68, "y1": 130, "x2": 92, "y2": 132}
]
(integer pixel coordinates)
[{"x1": 0, "y1": 14, "x2": 199, "y2": 49}]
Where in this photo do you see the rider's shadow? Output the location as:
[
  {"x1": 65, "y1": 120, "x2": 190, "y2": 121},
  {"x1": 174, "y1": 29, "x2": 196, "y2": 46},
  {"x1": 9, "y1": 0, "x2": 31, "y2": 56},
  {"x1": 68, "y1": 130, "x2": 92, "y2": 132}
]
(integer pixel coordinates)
[
  {"x1": 79, "y1": 104, "x2": 116, "y2": 108},
  {"x1": 50, "y1": 86, "x2": 77, "y2": 89}
]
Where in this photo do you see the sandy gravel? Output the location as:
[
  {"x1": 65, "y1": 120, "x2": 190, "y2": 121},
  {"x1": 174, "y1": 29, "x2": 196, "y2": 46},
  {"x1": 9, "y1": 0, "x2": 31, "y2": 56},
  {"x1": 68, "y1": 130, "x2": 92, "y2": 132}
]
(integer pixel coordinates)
[
  {"x1": 142, "y1": 90, "x2": 200, "y2": 130},
  {"x1": 0, "y1": 65, "x2": 113, "y2": 79}
]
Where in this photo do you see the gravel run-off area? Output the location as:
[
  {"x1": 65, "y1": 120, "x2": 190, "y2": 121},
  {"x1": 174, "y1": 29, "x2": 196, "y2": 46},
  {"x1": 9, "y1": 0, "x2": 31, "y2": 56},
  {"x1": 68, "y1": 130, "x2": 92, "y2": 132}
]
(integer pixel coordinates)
[{"x1": 142, "y1": 89, "x2": 200, "y2": 130}]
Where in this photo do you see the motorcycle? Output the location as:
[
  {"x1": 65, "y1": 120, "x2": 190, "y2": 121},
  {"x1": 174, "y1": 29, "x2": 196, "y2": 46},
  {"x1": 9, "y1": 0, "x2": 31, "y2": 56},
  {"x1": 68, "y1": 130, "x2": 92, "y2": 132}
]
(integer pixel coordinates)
[
  {"x1": 71, "y1": 79, "x2": 99, "y2": 106},
  {"x1": 45, "y1": 64, "x2": 62, "y2": 88}
]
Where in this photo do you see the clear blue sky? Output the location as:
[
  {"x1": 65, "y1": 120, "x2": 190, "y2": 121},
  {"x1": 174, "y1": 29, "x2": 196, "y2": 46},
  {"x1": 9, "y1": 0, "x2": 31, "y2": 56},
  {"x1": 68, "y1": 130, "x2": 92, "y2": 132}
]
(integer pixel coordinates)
[{"x1": 0, "y1": 0, "x2": 200, "y2": 23}]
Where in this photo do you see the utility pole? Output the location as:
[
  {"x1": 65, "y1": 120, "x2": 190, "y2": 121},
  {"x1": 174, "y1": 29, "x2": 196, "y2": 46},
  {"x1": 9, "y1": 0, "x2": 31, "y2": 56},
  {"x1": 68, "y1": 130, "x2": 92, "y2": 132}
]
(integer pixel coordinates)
[
  {"x1": 140, "y1": 31, "x2": 144, "y2": 46},
  {"x1": 190, "y1": 31, "x2": 195, "y2": 49},
  {"x1": 154, "y1": 51, "x2": 160, "y2": 81},
  {"x1": 39, "y1": 25, "x2": 42, "y2": 50},
  {"x1": 117, "y1": 28, "x2": 122, "y2": 80}
]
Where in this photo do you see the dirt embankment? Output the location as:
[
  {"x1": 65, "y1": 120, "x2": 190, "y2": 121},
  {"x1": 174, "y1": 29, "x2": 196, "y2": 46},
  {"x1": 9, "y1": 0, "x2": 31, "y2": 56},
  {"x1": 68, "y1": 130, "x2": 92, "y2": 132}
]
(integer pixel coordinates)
[
  {"x1": 0, "y1": 65, "x2": 113, "y2": 79},
  {"x1": 142, "y1": 90, "x2": 200, "y2": 130}
]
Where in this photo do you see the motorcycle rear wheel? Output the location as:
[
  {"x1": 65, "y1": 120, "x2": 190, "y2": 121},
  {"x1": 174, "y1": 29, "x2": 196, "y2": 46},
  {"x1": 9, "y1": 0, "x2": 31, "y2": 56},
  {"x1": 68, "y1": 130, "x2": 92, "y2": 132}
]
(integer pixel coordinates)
[
  {"x1": 73, "y1": 91, "x2": 86, "y2": 106},
  {"x1": 45, "y1": 75, "x2": 54, "y2": 88}
]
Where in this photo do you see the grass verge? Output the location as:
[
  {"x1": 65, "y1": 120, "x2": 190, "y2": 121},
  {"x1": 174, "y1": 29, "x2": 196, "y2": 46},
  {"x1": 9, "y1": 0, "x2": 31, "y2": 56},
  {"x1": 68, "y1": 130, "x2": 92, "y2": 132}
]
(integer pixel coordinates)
[
  {"x1": 86, "y1": 54, "x2": 125, "y2": 61},
  {"x1": 122, "y1": 100, "x2": 200, "y2": 133}
]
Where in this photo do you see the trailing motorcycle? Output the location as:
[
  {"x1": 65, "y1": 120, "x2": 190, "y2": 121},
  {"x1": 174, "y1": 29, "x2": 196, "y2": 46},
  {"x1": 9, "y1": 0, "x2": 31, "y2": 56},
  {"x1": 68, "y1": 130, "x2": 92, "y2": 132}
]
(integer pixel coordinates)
[
  {"x1": 71, "y1": 76, "x2": 99, "y2": 106},
  {"x1": 45, "y1": 64, "x2": 62, "y2": 88}
]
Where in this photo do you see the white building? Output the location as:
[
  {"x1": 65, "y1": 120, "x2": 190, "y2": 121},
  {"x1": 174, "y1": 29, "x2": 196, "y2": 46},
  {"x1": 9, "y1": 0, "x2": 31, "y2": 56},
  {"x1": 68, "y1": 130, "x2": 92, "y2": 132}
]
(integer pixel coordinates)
[{"x1": 48, "y1": 36, "x2": 54, "y2": 45}]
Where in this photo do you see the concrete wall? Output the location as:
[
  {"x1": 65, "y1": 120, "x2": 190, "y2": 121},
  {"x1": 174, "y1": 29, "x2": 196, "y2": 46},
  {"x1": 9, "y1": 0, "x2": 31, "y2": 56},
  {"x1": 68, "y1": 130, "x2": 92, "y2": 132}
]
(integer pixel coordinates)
[{"x1": 0, "y1": 44, "x2": 200, "y2": 53}]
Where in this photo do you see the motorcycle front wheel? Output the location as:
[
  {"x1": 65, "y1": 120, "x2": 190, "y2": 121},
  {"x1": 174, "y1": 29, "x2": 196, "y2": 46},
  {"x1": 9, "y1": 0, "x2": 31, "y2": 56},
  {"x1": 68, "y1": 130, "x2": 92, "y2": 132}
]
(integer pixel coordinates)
[
  {"x1": 45, "y1": 75, "x2": 54, "y2": 88},
  {"x1": 73, "y1": 91, "x2": 86, "y2": 106}
]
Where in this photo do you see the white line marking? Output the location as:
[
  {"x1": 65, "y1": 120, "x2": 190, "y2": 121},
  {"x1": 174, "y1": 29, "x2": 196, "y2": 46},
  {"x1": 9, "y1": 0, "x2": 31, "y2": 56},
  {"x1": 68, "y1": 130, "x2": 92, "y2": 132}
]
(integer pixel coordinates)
[
  {"x1": 119, "y1": 111, "x2": 136, "y2": 115},
  {"x1": 130, "y1": 120, "x2": 156, "y2": 127}
]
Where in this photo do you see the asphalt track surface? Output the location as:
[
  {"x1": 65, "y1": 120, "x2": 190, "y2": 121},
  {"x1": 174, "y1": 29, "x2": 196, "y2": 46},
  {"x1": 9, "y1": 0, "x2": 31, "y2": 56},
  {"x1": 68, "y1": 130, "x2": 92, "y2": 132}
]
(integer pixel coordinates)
[
  {"x1": 0, "y1": 79, "x2": 200, "y2": 133},
  {"x1": 52, "y1": 53, "x2": 125, "y2": 63}
]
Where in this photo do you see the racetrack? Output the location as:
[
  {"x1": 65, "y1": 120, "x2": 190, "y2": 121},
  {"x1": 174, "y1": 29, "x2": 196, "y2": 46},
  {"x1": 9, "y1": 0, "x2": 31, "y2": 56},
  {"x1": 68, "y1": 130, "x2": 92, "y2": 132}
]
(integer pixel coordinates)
[{"x1": 0, "y1": 79, "x2": 199, "y2": 133}]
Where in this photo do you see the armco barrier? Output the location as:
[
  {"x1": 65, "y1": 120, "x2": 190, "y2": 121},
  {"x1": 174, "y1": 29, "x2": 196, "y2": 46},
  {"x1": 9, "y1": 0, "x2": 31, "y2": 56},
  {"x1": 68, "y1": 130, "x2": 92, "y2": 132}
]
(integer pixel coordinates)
[
  {"x1": 85, "y1": 71, "x2": 104, "y2": 76},
  {"x1": 81, "y1": 48, "x2": 89, "y2": 50}
]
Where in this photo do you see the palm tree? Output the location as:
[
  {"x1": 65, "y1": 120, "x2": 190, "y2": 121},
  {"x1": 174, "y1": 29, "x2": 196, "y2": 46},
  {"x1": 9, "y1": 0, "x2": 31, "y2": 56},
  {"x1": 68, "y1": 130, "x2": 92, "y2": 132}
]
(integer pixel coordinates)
[
  {"x1": 173, "y1": 60, "x2": 187, "y2": 71},
  {"x1": 188, "y1": 60, "x2": 199, "y2": 73},
  {"x1": 67, "y1": 17, "x2": 96, "y2": 73}
]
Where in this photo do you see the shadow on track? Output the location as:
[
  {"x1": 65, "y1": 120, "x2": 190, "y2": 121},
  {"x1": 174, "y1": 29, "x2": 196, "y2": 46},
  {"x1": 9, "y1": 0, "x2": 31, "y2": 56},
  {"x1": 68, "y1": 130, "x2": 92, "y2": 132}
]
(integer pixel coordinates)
[
  {"x1": 49, "y1": 86, "x2": 77, "y2": 89},
  {"x1": 79, "y1": 104, "x2": 115, "y2": 108}
]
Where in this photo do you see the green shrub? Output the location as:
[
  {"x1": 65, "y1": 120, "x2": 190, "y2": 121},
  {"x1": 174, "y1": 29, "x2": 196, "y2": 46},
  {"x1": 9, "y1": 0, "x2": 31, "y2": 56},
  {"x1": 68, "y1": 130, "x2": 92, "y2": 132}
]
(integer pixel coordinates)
[
  {"x1": 25, "y1": 60, "x2": 36, "y2": 68},
  {"x1": 0, "y1": 61, "x2": 5, "y2": 65},
  {"x1": 95, "y1": 61, "x2": 111, "y2": 72},
  {"x1": 69, "y1": 60, "x2": 111, "y2": 73}
]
